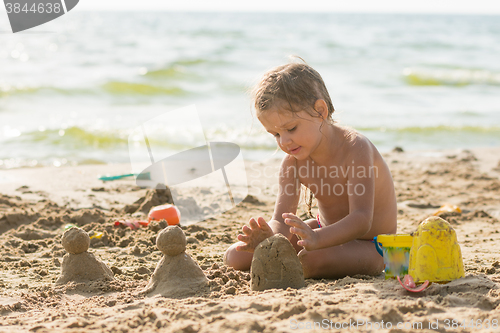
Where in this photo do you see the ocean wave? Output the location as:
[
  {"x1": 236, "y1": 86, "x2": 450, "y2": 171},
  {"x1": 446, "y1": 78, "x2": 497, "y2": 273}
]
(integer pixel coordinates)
[
  {"x1": 3, "y1": 125, "x2": 279, "y2": 152},
  {"x1": 358, "y1": 125, "x2": 500, "y2": 135},
  {"x1": 5, "y1": 124, "x2": 500, "y2": 151},
  {"x1": 15, "y1": 126, "x2": 130, "y2": 149},
  {"x1": 0, "y1": 84, "x2": 41, "y2": 97},
  {"x1": 2, "y1": 124, "x2": 500, "y2": 168},
  {"x1": 142, "y1": 62, "x2": 204, "y2": 80},
  {"x1": 0, "y1": 84, "x2": 90, "y2": 97},
  {"x1": 403, "y1": 68, "x2": 500, "y2": 86},
  {"x1": 0, "y1": 81, "x2": 189, "y2": 98},
  {"x1": 102, "y1": 81, "x2": 187, "y2": 96}
]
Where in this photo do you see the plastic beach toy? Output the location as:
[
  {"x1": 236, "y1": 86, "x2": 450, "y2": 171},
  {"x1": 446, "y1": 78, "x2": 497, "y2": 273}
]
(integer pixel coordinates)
[
  {"x1": 89, "y1": 231, "x2": 104, "y2": 240},
  {"x1": 433, "y1": 203, "x2": 461, "y2": 216},
  {"x1": 398, "y1": 275, "x2": 430, "y2": 292},
  {"x1": 375, "y1": 216, "x2": 464, "y2": 292},
  {"x1": 408, "y1": 216, "x2": 464, "y2": 284},
  {"x1": 98, "y1": 172, "x2": 151, "y2": 182},
  {"x1": 114, "y1": 220, "x2": 149, "y2": 230},
  {"x1": 374, "y1": 234, "x2": 413, "y2": 279},
  {"x1": 148, "y1": 204, "x2": 181, "y2": 225}
]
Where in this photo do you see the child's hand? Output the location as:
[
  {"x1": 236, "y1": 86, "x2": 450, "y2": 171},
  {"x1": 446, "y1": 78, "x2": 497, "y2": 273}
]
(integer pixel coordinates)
[
  {"x1": 236, "y1": 217, "x2": 274, "y2": 253},
  {"x1": 283, "y1": 213, "x2": 319, "y2": 251}
]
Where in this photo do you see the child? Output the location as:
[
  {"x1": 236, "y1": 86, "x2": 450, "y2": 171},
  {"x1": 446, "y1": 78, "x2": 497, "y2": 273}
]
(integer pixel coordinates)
[{"x1": 224, "y1": 61, "x2": 397, "y2": 279}]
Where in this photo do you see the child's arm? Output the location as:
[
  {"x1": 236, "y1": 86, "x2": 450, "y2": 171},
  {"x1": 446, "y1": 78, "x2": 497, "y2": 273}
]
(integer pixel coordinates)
[
  {"x1": 236, "y1": 155, "x2": 300, "y2": 252},
  {"x1": 268, "y1": 154, "x2": 301, "y2": 237},
  {"x1": 285, "y1": 140, "x2": 376, "y2": 251}
]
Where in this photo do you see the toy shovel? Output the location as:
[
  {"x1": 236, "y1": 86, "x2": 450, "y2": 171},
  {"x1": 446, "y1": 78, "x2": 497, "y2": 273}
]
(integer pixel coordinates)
[{"x1": 397, "y1": 274, "x2": 429, "y2": 292}]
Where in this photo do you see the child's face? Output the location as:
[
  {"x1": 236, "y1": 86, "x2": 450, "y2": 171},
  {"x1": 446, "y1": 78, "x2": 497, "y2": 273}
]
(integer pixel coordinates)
[{"x1": 258, "y1": 106, "x2": 324, "y2": 160}]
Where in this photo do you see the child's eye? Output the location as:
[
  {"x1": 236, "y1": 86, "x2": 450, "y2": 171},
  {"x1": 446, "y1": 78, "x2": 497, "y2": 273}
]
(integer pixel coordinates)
[{"x1": 288, "y1": 126, "x2": 296, "y2": 132}]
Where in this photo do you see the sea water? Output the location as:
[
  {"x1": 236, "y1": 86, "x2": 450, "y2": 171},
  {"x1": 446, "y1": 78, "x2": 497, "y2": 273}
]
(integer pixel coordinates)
[{"x1": 1, "y1": 12, "x2": 499, "y2": 168}]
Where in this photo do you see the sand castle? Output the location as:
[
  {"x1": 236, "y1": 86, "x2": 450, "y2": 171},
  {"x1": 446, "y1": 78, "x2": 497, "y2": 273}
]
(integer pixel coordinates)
[
  {"x1": 143, "y1": 225, "x2": 208, "y2": 297},
  {"x1": 251, "y1": 234, "x2": 305, "y2": 291},
  {"x1": 56, "y1": 227, "x2": 114, "y2": 285}
]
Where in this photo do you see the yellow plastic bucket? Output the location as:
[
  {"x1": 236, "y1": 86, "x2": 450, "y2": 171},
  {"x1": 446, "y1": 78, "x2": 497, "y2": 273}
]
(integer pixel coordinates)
[
  {"x1": 408, "y1": 216, "x2": 464, "y2": 283},
  {"x1": 374, "y1": 234, "x2": 413, "y2": 279}
]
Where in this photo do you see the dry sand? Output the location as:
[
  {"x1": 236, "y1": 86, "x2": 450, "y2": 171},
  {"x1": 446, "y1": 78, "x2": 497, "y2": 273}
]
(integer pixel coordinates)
[{"x1": 1, "y1": 147, "x2": 500, "y2": 332}]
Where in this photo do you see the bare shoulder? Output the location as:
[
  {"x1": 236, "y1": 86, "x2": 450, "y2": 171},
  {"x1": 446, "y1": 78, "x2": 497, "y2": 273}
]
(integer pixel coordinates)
[{"x1": 339, "y1": 127, "x2": 376, "y2": 160}]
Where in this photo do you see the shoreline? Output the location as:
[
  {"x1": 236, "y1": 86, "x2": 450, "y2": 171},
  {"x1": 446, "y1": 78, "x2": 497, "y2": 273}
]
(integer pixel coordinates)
[{"x1": 1, "y1": 146, "x2": 498, "y2": 206}]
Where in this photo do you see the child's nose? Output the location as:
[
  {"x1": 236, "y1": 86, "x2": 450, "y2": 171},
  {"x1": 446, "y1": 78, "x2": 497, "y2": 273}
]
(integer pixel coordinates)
[{"x1": 280, "y1": 133, "x2": 292, "y2": 146}]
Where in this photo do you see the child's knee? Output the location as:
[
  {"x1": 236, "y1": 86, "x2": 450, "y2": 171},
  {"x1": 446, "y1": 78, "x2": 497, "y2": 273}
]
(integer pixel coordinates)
[
  {"x1": 224, "y1": 243, "x2": 252, "y2": 271},
  {"x1": 298, "y1": 249, "x2": 316, "y2": 278},
  {"x1": 223, "y1": 243, "x2": 237, "y2": 266}
]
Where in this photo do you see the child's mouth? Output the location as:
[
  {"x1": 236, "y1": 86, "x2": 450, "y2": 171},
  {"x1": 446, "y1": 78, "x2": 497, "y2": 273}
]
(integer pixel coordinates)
[{"x1": 290, "y1": 147, "x2": 301, "y2": 154}]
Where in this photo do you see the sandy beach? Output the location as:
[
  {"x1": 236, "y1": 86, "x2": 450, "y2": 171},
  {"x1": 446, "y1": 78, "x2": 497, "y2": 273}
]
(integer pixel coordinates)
[{"x1": 1, "y1": 147, "x2": 500, "y2": 332}]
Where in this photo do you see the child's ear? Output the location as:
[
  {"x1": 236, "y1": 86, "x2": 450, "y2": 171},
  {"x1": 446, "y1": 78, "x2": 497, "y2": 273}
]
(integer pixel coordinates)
[{"x1": 313, "y1": 99, "x2": 328, "y2": 120}]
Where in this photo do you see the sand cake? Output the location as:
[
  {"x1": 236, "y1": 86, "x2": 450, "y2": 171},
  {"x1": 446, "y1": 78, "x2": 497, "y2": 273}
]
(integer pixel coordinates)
[{"x1": 251, "y1": 234, "x2": 305, "y2": 291}]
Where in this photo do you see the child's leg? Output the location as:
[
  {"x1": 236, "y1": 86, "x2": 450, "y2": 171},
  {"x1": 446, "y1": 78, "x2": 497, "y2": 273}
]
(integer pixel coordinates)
[
  {"x1": 224, "y1": 242, "x2": 253, "y2": 271},
  {"x1": 298, "y1": 239, "x2": 384, "y2": 279}
]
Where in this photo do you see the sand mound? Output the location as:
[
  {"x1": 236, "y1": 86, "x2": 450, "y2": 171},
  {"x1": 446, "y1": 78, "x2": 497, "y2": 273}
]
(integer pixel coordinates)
[
  {"x1": 56, "y1": 252, "x2": 114, "y2": 285},
  {"x1": 0, "y1": 201, "x2": 41, "y2": 235},
  {"x1": 251, "y1": 234, "x2": 305, "y2": 291},
  {"x1": 143, "y1": 226, "x2": 208, "y2": 297},
  {"x1": 123, "y1": 188, "x2": 174, "y2": 214},
  {"x1": 56, "y1": 228, "x2": 114, "y2": 285}
]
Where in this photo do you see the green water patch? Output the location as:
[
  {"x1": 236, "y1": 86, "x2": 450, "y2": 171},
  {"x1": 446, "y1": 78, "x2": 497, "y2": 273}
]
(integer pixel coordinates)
[
  {"x1": 17, "y1": 127, "x2": 129, "y2": 149},
  {"x1": 142, "y1": 66, "x2": 202, "y2": 82},
  {"x1": 403, "y1": 68, "x2": 500, "y2": 87},
  {"x1": 141, "y1": 58, "x2": 223, "y2": 81},
  {"x1": 0, "y1": 85, "x2": 91, "y2": 98},
  {"x1": 359, "y1": 125, "x2": 500, "y2": 136},
  {"x1": 0, "y1": 85, "x2": 41, "y2": 98},
  {"x1": 10, "y1": 126, "x2": 211, "y2": 151},
  {"x1": 102, "y1": 81, "x2": 187, "y2": 96}
]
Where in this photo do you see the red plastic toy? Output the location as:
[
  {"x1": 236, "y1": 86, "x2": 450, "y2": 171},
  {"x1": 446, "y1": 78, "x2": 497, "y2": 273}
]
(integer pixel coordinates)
[{"x1": 148, "y1": 204, "x2": 181, "y2": 225}]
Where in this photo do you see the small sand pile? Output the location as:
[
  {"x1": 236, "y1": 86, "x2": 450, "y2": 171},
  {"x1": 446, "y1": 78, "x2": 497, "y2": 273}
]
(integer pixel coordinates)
[
  {"x1": 251, "y1": 234, "x2": 305, "y2": 291},
  {"x1": 143, "y1": 226, "x2": 208, "y2": 297},
  {"x1": 56, "y1": 227, "x2": 114, "y2": 285},
  {"x1": 123, "y1": 188, "x2": 174, "y2": 214}
]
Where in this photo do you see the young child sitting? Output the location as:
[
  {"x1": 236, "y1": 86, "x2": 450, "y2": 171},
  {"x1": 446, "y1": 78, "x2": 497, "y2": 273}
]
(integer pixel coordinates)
[{"x1": 224, "y1": 60, "x2": 397, "y2": 279}]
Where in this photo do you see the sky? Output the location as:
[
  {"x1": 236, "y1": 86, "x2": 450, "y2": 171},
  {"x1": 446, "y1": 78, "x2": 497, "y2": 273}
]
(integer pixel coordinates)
[{"x1": 77, "y1": 0, "x2": 500, "y2": 14}]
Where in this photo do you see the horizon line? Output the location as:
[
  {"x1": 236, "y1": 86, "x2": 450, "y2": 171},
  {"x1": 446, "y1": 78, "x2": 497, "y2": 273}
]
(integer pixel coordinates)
[{"x1": 72, "y1": 9, "x2": 500, "y2": 15}]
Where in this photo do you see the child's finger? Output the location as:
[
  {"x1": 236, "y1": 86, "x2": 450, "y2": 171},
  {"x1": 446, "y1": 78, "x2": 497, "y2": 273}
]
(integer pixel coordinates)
[
  {"x1": 236, "y1": 243, "x2": 249, "y2": 252},
  {"x1": 257, "y1": 217, "x2": 270, "y2": 231},
  {"x1": 290, "y1": 226, "x2": 309, "y2": 240},
  {"x1": 248, "y1": 218, "x2": 259, "y2": 230},
  {"x1": 297, "y1": 239, "x2": 309, "y2": 248},
  {"x1": 242, "y1": 225, "x2": 252, "y2": 236},
  {"x1": 237, "y1": 234, "x2": 249, "y2": 242},
  {"x1": 284, "y1": 217, "x2": 305, "y2": 228},
  {"x1": 282, "y1": 212, "x2": 299, "y2": 220}
]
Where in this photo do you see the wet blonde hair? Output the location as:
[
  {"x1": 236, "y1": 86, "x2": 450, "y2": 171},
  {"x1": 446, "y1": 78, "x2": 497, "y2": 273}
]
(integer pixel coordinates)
[
  {"x1": 252, "y1": 60, "x2": 335, "y2": 123},
  {"x1": 252, "y1": 59, "x2": 335, "y2": 218}
]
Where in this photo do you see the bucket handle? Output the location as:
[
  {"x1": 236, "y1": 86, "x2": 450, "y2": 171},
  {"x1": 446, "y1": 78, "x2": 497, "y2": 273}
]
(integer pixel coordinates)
[{"x1": 372, "y1": 236, "x2": 384, "y2": 257}]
